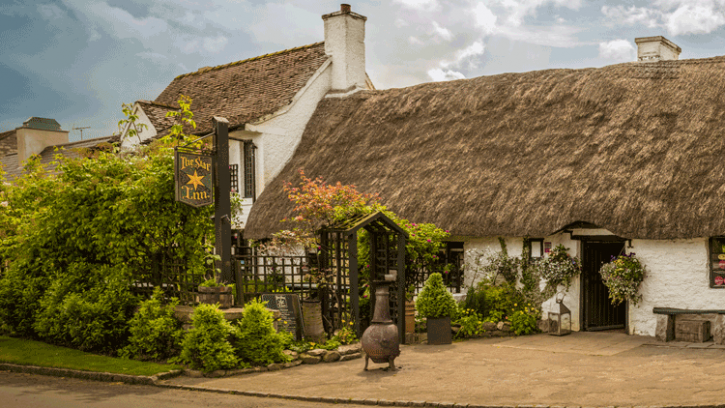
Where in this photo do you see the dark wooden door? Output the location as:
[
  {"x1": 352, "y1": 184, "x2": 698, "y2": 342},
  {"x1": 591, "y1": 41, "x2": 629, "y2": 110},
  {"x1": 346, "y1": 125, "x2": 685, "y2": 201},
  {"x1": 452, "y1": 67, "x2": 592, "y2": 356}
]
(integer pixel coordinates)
[{"x1": 581, "y1": 241, "x2": 626, "y2": 331}]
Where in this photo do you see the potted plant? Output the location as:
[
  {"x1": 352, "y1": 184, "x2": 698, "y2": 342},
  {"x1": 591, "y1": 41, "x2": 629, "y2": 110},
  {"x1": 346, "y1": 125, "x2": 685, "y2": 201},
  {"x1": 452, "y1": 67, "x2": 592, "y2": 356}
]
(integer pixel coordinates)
[
  {"x1": 599, "y1": 253, "x2": 646, "y2": 306},
  {"x1": 415, "y1": 273, "x2": 457, "y2": 345},
  {"x1": 198, "y1": 279, "x2": 234, "y2": 309}
]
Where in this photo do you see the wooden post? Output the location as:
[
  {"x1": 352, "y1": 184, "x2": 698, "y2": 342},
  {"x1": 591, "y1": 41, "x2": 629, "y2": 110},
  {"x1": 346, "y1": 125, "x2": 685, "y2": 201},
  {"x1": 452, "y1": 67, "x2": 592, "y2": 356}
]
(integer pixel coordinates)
[
  {"x1": 348, "y1": 232, "x2": 360, "y2": 337},
  {"x1": 397, "y1": 233, "x2": 406, "y2": 344},
  {"x1": 213, "y1": 117, "x2": 232, "y2": 283}
]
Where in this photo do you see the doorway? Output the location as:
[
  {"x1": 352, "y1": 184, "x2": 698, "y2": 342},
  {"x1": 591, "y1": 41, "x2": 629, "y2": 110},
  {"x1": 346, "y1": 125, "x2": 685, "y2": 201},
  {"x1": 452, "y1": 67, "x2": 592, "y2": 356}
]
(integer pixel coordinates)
[{"x1": 580, "y1": 240, "x2": 626, "y2": 331}]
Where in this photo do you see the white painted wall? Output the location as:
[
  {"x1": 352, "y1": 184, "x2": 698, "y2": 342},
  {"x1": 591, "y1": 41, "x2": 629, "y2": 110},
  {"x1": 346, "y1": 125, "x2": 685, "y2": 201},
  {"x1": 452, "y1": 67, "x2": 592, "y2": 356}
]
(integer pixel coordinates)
[
  {"x1": 627, "y1": 238, "x2": 723, "y2": 337},
  {"x1": 463, "y1": 231, "x2": 724, "y2": 336}
]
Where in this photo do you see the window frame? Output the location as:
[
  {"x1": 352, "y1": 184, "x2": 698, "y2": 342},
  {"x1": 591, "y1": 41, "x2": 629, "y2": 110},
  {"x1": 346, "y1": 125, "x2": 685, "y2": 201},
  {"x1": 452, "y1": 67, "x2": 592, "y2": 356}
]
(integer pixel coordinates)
[
  {"x1": 709, "y1": 237, "x2": 725, "y2": 289},
  {"x1": 529, "y1": 238, "x2": 544, "y2": 260}
]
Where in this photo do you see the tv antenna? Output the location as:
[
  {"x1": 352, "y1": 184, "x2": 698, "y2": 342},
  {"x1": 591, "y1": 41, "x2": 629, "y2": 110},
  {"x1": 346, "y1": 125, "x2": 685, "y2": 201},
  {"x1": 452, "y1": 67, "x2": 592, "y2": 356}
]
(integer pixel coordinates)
[{"x1": 72, "y1": 126, "x2": 90, "y2": 140}]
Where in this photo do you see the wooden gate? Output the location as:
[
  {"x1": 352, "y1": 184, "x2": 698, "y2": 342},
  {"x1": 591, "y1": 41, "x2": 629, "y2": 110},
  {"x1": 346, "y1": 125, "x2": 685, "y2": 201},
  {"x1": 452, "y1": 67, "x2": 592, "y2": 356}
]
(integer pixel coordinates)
[{"x1": 581, "y1": 240, "x2": 626, "y2": 331}]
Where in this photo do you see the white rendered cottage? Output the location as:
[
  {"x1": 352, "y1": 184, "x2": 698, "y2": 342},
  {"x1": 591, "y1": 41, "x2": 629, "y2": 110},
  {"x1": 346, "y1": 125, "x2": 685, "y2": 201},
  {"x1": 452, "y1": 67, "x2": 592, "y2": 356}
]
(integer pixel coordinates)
[
  {"x1": 119, "y1": 4, "x2": 374, "y2": 228},
  {"x1": 244, "y1": 35, "x2": 725, "y2": 340}
]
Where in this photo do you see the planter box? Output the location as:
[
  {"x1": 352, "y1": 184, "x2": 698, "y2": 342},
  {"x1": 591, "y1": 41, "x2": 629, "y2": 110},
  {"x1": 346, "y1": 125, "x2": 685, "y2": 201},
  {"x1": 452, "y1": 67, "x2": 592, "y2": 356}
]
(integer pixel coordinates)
[
  {"x1": 198, "y1": 286, "x2": 234, "y2": 309},
  {"x1": 426, "y1": 317, "x2": 452, "y2": 345}
]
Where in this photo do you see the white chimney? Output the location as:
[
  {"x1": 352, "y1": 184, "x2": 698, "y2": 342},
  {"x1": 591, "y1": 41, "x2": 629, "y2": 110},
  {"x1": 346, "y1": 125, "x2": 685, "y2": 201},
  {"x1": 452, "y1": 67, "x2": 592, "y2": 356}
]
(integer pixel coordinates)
[
  {"x1": 16, "y1": 117, "x2": 69, "y2": 162},
  {"x1": 322, "y1": 4, "x2": 367, "y2": 92},
  {"x1": 635, "y1": 36, "x2": 681, "y2": 62}
]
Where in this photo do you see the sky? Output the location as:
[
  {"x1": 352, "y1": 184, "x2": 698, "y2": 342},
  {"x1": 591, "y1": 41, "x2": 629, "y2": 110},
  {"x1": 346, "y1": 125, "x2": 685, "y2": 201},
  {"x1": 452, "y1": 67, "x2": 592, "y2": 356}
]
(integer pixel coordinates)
[{"x1": 2, "y1": 0, "x2": 725, "y2": 141}]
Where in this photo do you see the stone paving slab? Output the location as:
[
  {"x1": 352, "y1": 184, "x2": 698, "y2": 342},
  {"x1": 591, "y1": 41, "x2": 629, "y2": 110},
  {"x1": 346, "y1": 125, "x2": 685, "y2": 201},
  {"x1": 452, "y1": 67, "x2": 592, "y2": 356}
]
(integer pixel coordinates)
[
  {"x1": 494, "y1": 332, "x2": 652, "y2": 356},
  {"x1": 161, "y1": 332, "x2": 725, "y2": 407}
]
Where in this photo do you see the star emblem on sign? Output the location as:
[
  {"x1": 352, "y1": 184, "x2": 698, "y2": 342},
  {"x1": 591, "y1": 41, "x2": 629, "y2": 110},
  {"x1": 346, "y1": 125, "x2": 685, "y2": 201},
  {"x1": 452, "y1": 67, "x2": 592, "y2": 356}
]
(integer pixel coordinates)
[{"x1": 186, "y1": 170, "x2": 205, "y2": 190}]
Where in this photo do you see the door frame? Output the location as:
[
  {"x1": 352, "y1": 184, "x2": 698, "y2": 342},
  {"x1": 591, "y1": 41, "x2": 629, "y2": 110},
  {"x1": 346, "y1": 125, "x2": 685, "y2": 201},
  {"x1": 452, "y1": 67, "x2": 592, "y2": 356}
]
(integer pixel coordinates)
[{"x1": 578, "y1": 236, "x2": 628, "y2": 332}]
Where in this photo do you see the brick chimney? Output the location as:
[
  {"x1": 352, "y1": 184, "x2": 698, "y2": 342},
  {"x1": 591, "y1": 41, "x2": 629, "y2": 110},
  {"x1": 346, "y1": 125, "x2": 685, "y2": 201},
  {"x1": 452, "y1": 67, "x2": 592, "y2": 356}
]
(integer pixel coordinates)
[
  {"x1": 16, "y1": 117, "x2": 69, "y2": 162},
  {"x1": 635, "y1": 36, "x2": 681, "y2": 62},
  {"x1": 322, "y1": 4, "x2": 367, "y2": 92}
]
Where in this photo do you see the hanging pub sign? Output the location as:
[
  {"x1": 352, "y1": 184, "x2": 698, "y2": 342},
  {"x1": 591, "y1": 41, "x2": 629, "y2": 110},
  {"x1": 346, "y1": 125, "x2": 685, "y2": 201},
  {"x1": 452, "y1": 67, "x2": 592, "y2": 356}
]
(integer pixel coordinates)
[{"x1": 175, "y1": 150, "x2": 214, "y2": 207}]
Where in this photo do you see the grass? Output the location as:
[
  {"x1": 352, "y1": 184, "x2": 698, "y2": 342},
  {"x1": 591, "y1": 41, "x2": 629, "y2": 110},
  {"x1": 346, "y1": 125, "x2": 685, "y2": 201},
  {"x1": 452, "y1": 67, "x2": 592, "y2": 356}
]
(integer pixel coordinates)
[{"x1": 0, "y1": 335, "x2": 181, "y2": 376}]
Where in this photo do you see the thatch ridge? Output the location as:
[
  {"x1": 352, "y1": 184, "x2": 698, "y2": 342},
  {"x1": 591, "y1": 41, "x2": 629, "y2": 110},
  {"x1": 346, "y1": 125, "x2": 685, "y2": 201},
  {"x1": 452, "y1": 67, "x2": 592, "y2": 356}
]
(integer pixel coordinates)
[{"x1": 245, "y1": 56, "x2": 725, "y2": 240}]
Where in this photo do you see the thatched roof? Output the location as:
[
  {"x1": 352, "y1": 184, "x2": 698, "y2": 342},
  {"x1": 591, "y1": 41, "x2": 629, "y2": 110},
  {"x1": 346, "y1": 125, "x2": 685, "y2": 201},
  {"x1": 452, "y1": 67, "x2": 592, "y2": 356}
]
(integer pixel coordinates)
[
  {"x1": 246, "y1": 56, "x2": 725, "y2": 240},
  {"x1": 153, "y1": 42, "x2": 328, "y2": 135}
]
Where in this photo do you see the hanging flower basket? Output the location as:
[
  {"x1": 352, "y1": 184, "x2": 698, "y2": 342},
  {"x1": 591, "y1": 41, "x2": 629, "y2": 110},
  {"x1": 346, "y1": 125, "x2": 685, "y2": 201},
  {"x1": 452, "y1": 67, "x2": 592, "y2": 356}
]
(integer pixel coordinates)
[
  {"x1": 598, "y1": 253, "x2": 646, "y2": 306},
  {"x1": 535, "y1": 244, "x2": 582, "y2": 298}
]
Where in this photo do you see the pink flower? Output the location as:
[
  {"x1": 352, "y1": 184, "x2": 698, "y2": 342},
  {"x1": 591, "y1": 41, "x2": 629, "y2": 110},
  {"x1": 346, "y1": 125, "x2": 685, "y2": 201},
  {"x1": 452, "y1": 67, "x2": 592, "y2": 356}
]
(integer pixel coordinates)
[
  {"x1": 445, "y1": 230, "x2": 449, "y2": 233},
  {"x1": 412, "y1": 223, "x2": 417, "y2": 227},
  {"x1": 426, "y1": 239, "x2": 431, "y2": 242}
]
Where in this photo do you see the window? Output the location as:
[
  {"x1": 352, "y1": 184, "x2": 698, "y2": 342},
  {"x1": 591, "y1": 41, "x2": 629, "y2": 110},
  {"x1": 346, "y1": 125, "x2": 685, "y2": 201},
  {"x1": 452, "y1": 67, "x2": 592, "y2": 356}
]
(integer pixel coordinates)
[
  {"x1": 229, "y1": 164, "x2": 239, "y2": 194},
  {"x1": 243, "y1": 141, "x2": 256, "y2": 199},
  {"x1": 529, "y1": 239, "x2": 544, "y2": 260},
  {"x1": 709, "y1": 237, "x2": 725, "y2": 288}
]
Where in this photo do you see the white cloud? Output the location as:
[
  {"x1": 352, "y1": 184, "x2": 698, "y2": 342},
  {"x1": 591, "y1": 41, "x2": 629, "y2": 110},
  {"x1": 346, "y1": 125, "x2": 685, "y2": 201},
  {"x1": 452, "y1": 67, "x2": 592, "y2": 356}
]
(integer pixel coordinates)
[
  {"x1": 395, "y1": 18, "x2": 409, "y2": 28},
  {"x1": 664, "y1": 3, "x2": 725, "y2": 35},
  {"x1": 408, "y1": 36, "x2": 424, "y2": 45},
  {"x1": 496, "y1": 25, "x2": 581, "y2": 47},
  {"x1": 427, "y1": 68, "x2": 465, "y2": 81},
  {"x1": 395, "y1": 0, "x2": 439, "y2": 11},
  {"x1": 455, "y1": 40, "x2": 485, "y2": 67},
  {"x1": 37, "y1": 4, "x2": 66, "y2": 20},
  {"x1": 472, "y1": 3, "x2": 497, "y2": 35},
  {"x1": 601, "y1": 5, "x2": 660, "y2": 28},
  {"x1": 598, "y1": 39, "x2": 635, "y2": 61},
  {"x1": 498, "y1": 0, "x2": 582, "y2": 27},
  {"x1": 432, "y1": 21, "x2": 453, "y2": 41},
  {"x1": 601, "y1": 1, "x2": 725, "y2": 36},
  {"x1": 203, "y1": 36, "x2": 228, "y2": 53}
]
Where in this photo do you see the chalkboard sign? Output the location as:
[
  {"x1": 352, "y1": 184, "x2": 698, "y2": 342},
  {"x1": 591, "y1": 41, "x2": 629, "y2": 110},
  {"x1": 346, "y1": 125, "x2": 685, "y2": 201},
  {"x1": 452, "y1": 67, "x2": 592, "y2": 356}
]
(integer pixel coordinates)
[{"x1": 261, "y1": 294, "x2": 303, "y2": 340}]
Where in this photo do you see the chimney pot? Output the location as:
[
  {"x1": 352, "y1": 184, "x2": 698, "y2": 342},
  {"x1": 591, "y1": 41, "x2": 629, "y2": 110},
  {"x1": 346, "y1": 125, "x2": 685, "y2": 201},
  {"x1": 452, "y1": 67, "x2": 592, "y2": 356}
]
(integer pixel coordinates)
[{"x1": 341, "y1": 4, "x2": 351, "y2": 13}]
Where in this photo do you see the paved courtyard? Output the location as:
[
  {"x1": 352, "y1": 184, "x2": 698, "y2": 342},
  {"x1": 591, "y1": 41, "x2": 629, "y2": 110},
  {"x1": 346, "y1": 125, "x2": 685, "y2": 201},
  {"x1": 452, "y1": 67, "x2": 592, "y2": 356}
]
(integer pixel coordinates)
[{"x1": 162, "y1": 332, "x2": 725, "y2": 407}]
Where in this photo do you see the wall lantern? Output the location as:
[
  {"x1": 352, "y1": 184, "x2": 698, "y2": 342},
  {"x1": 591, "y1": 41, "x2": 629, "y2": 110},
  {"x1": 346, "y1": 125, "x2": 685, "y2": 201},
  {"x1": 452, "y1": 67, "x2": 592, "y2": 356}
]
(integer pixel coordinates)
[{"x1": 548, "y1": 292, "x2": 571, "y2": 336}]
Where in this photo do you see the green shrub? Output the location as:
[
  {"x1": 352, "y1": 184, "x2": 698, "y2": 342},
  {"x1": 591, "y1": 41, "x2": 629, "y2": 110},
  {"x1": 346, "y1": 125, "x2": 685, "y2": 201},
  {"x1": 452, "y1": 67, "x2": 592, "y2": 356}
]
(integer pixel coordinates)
[
  {"x1": 470, "y1": 282, "x2": 526, "y2": 323},
  {"x1": 234, "y1": 298, "x2": 289, "y2": 366},
  {"x1": 120, "y1": 287, "x2": 184, "y2": 361},
  {"x1": 461, "y1": 285, "x2": 489, "y2": 319},
  {"x1": 510, "y1": 307, "x2": 539, "y2": 335},
  {"x1": 179, "y1": 304, "x2": 238, "y2": 372},
  {"x1": 454, "y1": 307, "x2": 484, "y2": 339},
  {"x1": 415, "y1": 273, "x2": 457, "y2": 319},
  {"x1": 32, "y1": 263, "x2": 136, "y2": 353}
]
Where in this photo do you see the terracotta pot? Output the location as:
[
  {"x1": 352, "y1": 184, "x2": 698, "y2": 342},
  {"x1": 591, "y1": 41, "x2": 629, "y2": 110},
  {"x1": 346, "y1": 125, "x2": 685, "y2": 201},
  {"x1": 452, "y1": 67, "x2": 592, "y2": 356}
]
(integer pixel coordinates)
[
  {"x1": 405, "y1": 301, "x2": 416, "y2": 334},
  {"x1": 198, "y1": 285, "x2": 234, "y2": 309},
  {"x1": 426, "y1": 316, "x2": 452, "y2": 345},
  {"x1": 301, "y1": 299, "x2": 325, "y2": 343}
]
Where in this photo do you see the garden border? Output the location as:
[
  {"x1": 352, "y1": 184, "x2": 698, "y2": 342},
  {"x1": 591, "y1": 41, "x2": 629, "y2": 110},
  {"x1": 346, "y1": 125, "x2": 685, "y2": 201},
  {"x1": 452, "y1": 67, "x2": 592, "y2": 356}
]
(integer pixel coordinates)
[{"x1": 0, "y1": 362, "x2": 181, "y2": 385}]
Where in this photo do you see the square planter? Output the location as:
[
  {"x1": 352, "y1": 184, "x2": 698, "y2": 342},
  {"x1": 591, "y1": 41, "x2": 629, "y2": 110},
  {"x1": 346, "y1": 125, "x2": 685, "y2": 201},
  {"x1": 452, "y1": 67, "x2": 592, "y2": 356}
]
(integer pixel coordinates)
[
  {"x1": 426, "y1": 316, "x2": 452, "y2": 345},
  {"x1": 198, "y1": 286, "x2": 234, "y2": 309}
]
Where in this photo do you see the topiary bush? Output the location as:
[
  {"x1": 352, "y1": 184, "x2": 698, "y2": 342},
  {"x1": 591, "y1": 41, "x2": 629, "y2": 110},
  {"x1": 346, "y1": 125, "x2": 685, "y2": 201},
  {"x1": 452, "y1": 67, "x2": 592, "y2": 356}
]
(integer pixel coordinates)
[
  {"x1": 415, "y1": 273, "x2": 457, "y2": 319},
  {"x1": 179, "y1": 304, "x2": 239, "y2": 372},
  {"x1": 234, "y1": 298, "x2": 289, "y2": 366},
  {"x1": 120, "y1": 287, "x2": 184, "y2": 361}
]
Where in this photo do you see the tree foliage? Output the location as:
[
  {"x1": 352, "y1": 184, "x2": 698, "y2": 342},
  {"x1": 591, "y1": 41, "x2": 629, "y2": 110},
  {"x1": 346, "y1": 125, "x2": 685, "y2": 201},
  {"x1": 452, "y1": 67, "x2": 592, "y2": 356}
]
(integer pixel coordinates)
[{"x1": 0, "y1": 98, "x2": 214, "y2": 350}]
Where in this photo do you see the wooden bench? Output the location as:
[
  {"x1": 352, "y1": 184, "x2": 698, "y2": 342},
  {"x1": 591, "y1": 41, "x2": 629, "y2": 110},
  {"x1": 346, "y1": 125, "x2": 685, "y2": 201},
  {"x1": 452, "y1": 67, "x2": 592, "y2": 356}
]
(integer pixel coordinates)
[{"x1": 653, "y1": 308, "x2": 725, "y2": 344}]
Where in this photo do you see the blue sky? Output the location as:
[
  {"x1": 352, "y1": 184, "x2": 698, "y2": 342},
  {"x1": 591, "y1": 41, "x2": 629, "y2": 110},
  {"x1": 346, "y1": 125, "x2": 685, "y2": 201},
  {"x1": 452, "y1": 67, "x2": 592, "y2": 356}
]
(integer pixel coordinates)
[{"x1": 2, "y1": 0, "x2": 725, "y2": 141}]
